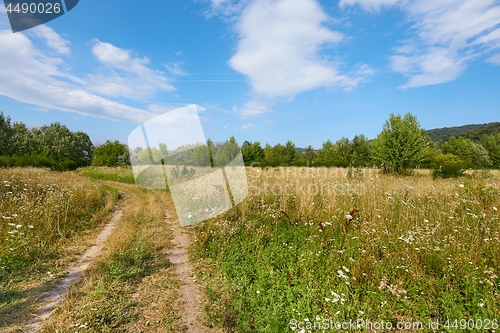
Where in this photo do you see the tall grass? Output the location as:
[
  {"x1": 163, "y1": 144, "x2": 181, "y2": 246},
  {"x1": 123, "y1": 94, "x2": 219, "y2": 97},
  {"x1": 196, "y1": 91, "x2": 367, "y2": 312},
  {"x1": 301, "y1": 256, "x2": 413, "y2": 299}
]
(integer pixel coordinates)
[
  {"x1": 0, "y1": 168, "x2": 117, "y2": 285},
  {"x1": 193, "y1": 167, "x2": 500, "y2": 332}
]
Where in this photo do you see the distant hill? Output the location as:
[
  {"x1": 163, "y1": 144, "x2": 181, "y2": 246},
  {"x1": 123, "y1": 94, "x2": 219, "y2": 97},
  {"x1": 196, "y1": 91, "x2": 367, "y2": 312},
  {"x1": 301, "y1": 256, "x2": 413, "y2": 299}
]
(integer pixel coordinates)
[{"x1": 426, "y1": 122, "x2": 500, "y2": 142}]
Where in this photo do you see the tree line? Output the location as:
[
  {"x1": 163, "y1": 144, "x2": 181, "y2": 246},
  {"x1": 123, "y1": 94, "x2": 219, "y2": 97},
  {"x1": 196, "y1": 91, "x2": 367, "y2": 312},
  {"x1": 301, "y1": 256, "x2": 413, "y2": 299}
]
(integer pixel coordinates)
[
  {"x1": 241, "y1": 113, "x2": 500, "y2": 175},
  {"x1": 1, "y1": 111, "x2": 499, "y2": 174}
]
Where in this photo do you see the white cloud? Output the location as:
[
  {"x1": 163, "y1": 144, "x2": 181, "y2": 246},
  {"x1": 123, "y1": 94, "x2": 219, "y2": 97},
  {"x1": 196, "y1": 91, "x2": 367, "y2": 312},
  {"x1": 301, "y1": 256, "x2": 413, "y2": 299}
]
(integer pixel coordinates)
[
  {"x1": 165, "y1": 61, "x2": 188, "y2": 76},
  {"x1": 0, "y1": 29, "x2": 157, "y2": 124},
  {"x1": 342, "y1": 0, "x2": 500, "y2": 88},
  {"x1": 237, "y1": 100, "x2": 274, "y2": 117},
  {"x1": 229, "y1": 0, "x2": 344, "y2": 97},
  {"x1": 486, "y1": 53, "x2": 500, "y2": 65},
  {"x1": 205, "y1": 0, "x2": 250, "y2": 18},
  {"x1": 339, "y1": 0, "x2": 402, "y2": 11},
  {"x1": 241, "y1": 123, "x2": 254, "y2": 130},
  {"x1": 30, "y1": 25, "x2": 70, "y2": 55},
  {"x1": 227, "y1": 0, "x2": 371, "y2": 116},
  {"x1": 88, "y1": 40, "x2": 175, "y2": 99}
]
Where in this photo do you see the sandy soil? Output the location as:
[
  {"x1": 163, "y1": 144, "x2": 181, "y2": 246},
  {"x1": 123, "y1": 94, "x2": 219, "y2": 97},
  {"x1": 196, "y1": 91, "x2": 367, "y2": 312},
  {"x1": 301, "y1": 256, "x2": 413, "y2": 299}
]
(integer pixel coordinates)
[
  {"x1": 22, "y1": 209, "x2": 122, "y2": 333},
  {"x1": 165, "y1": 211, "x2": 213, "y2": 333}
]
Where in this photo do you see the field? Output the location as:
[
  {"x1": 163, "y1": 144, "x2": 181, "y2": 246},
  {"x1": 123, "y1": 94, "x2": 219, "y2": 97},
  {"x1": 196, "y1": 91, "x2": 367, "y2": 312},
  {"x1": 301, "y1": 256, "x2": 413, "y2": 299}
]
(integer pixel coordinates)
[
  {"x1": 1, "y1": 166, "x2": 499, "y2": 332},
  {"x1": 192, "y1": 167, "x2": 500, "y2": 332},
  {"x1": 0, "y1": 168, "x2": 118, "y2": 328}
]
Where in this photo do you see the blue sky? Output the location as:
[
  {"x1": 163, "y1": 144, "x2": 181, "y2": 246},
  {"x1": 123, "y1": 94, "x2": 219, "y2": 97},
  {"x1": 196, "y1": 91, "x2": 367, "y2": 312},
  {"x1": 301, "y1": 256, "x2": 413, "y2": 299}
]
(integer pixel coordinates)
[{"x1": 0, "y1": 0, "x2": 499, "y2": 149}]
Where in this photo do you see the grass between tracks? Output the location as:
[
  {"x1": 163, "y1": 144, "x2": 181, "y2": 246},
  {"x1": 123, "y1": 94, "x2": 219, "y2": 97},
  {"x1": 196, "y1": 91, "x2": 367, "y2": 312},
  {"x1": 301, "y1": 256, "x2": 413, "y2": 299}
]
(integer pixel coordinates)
[{"x1": 42, "y1": 182, "x2": 185, "y2": 333}]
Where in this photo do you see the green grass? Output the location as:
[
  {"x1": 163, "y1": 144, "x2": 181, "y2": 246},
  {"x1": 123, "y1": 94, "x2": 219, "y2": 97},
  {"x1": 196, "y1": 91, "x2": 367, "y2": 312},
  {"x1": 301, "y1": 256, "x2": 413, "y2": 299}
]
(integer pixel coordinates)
[
  {"x1": 76, "y1": 166, "x2": 136, "y2": 184},
  {"x1": 193, "y1": 167, "x2": 500, "y2": 332}
]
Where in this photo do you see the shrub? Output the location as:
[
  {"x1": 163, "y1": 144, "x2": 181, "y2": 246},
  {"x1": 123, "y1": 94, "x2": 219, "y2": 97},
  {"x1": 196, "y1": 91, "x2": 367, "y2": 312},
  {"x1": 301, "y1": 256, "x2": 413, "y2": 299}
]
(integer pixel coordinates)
[{"x1": 432, "y1": 162, "x2": 465, "y2": 179}]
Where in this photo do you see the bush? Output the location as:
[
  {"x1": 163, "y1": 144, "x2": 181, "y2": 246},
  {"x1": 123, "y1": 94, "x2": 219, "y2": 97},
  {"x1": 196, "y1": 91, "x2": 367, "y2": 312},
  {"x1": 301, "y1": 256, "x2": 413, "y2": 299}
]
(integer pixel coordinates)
[{"x1": 432, "y1": 163, "x2": 465, "y2": 179}]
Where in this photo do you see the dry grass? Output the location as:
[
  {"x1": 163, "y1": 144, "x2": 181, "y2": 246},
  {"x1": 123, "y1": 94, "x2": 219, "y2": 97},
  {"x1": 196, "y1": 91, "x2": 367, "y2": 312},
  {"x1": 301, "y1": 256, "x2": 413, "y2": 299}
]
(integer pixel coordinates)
[
  {"x1": 42, "y1": 182, "x2": 185, "y2": 333},
  {"x1": 0, "y1": 168, "x2": 118, "y2": 330}
]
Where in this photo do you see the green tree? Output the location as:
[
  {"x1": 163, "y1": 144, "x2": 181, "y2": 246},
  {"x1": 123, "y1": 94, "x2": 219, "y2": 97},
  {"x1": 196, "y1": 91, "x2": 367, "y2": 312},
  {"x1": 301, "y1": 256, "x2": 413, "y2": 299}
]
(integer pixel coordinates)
[
  {"x1": 0, "y1": 112, "x2": 13, "y2": 155},
  {"x1": 441, "y1": 136, "x2": 492, "y2": 168},
  {"x1": 303, "y1": 145, "x2": 316, "y2": 165},
  {"x1": 373, "y1": 113, "x2": 431, "y2": 174},
  {"x1": 92, "y1": 140, "x2": 130, "y2": 167},
  {"x1": 11, "y1": 122, "x2": 34, "y2": 155},
  {"x1": 283, "y1": 140, "x2": 298, "y2": 165},
  {"x1": 350, "y1": 134, "x2": 372, "y2": 166},
  {"x1": 480, "y1": 134, "x2": 500, "y2": 168},
  {"x1": 241, "y1": 140, "x2": 264, "y2": 163}
]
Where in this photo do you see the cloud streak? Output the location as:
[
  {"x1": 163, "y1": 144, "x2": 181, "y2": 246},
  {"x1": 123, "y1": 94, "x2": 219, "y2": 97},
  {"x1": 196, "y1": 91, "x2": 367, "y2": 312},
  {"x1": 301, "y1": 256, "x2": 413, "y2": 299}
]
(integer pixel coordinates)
[
  {"x1": 341, "y1": 0, "x2": 500, "y2": 88},
  {"x1": 87, "y1": 40, "x2": 175, "y2": 99},
  {"x1": 0, "y1": 21, "x2": 168, "y2": 124}
]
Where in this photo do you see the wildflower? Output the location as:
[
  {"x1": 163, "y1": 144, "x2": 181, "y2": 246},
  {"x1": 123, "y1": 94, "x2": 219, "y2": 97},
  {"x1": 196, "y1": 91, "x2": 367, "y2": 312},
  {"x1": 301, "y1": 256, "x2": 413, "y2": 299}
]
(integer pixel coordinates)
[
  {"x1": 379, "y1": 276, "x2": 388, "y2": 290},
  {"x1": 256, "y1": 290, "x2": 260, "y2": 294},
  {"x1": 381, "y1": 300, "x2": 387, "y2": 307},
  {"x1": 459, "y1": 184, "x2": 465, "y2": 188},
  {"x1": 493, "y1": 207, "x2": 498, "y2": 211},
  {"x1": 337, "y1": 270, "x2": 349, "y2": 280},
  {"x1": 188, "y1": 214, "x2": 192, "y2": 219}
]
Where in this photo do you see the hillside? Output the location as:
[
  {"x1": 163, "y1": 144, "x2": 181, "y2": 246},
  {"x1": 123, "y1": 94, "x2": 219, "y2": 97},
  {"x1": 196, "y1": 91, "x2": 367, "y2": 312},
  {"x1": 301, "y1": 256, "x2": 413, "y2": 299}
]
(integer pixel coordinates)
[{"x1": 426, "y1": 122, "x2": 500, "y2": 142}]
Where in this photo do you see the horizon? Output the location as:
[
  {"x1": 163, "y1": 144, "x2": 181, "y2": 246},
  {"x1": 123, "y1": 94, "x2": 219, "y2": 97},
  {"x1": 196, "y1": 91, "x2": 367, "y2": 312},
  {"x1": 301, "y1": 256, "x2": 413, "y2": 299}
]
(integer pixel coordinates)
[{"x1": 1, "y1": 0, "x2": 499, "y2": 149}]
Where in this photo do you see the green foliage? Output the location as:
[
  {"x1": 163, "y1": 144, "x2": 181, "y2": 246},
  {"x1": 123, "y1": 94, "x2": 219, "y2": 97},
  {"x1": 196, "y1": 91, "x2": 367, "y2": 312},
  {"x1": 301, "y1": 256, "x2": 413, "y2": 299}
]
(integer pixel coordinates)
[
  {"x1": 373, "y1": 112, "x2": 431, "y2": 174},
  {"x1": 0, "y1": 113, "x2": 13, "y2": 155},
  {"x1": 432, "y1": 163, "x2": 466, "y2": 179},
  {"x1": 242, "y1": 140, "x2": 265, "y2": 164},
  {"x1": 0, "y1": 112, "x2": 93, "y2": 170},
  {"x1": 442, "y1": 137, "x2": 492, "y2": 168},
  {"x1": 262, "y1": 142, "x2": 300, "y2": 166},
  {"x1": 426, "y1": 122, "x2": 500, "y2": 142},
  {"x1": 92, "y1": 140, "x2": 130, "y2": 167},
  {"x1": 480, "y1": 134, "x2": 500, "y2": 168}
]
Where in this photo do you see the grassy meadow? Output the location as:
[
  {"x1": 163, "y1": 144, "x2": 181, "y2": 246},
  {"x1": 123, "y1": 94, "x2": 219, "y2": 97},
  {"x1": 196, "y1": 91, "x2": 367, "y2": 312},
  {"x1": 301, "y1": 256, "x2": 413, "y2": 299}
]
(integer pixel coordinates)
[
  {"x1": 192, "y1": 167, "x2": 500, "y2": 332},
  {"x1": 1, "y1": 165, "x2": 500, "y2": 332},
  {"x1": 43, "y1": 182, "x2": 184, "y2": 333},
  {"x1": 76, "y1": 166, "x2": 136, "y2": 184},
  {"x1": 0, "y1": 168, "x2": 118, "y2": 328}
]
